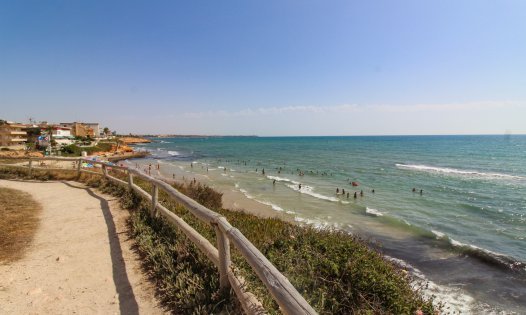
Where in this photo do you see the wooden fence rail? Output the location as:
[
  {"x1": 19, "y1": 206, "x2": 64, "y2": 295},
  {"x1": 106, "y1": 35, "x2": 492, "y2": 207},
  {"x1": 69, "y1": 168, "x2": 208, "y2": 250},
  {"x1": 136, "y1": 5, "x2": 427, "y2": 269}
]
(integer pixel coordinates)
[{"x1": 0, "y1": 157, "x2": 317, "y2": 315}]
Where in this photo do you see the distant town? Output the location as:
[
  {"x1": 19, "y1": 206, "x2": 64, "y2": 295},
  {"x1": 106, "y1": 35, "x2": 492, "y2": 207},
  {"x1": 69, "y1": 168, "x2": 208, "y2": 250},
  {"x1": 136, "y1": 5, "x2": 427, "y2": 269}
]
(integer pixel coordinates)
[{"x1": 0, "y1": 119, "x2": 150, "y2": 159}]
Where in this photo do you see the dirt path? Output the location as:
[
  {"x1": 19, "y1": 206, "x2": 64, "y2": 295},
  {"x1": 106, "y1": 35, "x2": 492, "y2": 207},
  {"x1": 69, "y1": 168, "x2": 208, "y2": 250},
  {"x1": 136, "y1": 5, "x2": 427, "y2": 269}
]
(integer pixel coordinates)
[{"x1": 0, "y1": 179, "x2": 166, "y2": 314}]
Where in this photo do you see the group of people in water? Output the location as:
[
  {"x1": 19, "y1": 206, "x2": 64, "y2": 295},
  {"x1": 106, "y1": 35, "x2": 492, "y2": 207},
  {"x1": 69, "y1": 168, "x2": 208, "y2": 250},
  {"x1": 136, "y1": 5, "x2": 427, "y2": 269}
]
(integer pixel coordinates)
[
  {"x1": 412, "y1": 188, "x2": 424, "y2": 195},
  {"x1": 335, "y1": 187, "x2": 374, "y2": 199}
]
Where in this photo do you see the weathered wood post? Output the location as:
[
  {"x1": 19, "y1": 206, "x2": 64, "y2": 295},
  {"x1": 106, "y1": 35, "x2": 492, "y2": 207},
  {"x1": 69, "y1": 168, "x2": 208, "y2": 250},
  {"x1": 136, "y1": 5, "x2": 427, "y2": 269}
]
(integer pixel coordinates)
[
  {"x1": 127, "y1": 170, "x2": 133, "y2": 189},
  {"x1": 28, "y1": 159, "x2": 33, "y2": 177},
  {"x1": 102, "y1": 164, "x2": 108, "y2": 178},
  {"x1": 151, "y1": 183, "x2": 158, "y2": 217},
  {"x1": 215, "y1": 218, "x2": 231, "y2": 292},
  {"x1": 77, "y1": 159, "x2": 82, "y2": 176}
]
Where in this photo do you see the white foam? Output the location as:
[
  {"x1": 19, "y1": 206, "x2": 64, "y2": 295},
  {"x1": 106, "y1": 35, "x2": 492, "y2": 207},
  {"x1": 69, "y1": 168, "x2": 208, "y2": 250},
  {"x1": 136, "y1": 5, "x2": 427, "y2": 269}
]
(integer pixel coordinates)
[
  {"x1": 365, "y1": 207, "x2": 384, "y2": 217},
  {"x1": 168, "y1": 151, "x2": 179, "y2": 156},
  {"x1": 286, "y1": 184, "x2": 340, "y2": 202},
  {"x1": 267, "y1": 175, "x2": 300, "y2": 185},
  {"x1": 395, "y1": 164, "x2": 523, "y2": 180},
  {"x1": 294, "y1": 216, "x2": 340, "y2": 230},
  {"x1": 431, "y1": 230, "x2": 446, "y2": 239},
  {"x1": 255, "y1": 200, "x2": 285, "y2": 212},
  {"x1": 385, "y1": 256, "x2": 475, "y2": 313},
  {"x1": 238, "y1": 188, "x2": 254, "y2": 199}
]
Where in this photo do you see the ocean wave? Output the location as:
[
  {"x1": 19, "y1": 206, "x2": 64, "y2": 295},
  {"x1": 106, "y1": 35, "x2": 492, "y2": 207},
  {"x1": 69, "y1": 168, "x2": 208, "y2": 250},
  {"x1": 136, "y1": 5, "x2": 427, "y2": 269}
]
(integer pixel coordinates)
[
  {"x1": 294, "y1": 216, "x2": 341, "y2": 230},
  {"x1": 448, "y1": 238, "x2": 526, "y2": 273},
  {"x1": 385, "y1": 256, "x2": 476, "y2": 313},
  {"x1": 365, "y1": 207, "x2": 384, "y2": 217},
  {"x1": 395, "y1": 163, "x2": 523, "y2": 180},
  {"x1": 429, "y1": 230, "x2": 526, "y2": 273},
  {"x1": 267, "y1": 175, "x2": 300, "y2": 185},
  {"x1": 238, "y1": 188, "x2": 254, "y2": 199},
  {"x1": 255, "y1": 200, "x2": 285, "y2": 212},
  {"x1": 168, "y1": 150, "x2": 179, "y2": 156},
  {"x1": 286, "y1": 184, "x2": 341, "y2": 203}
]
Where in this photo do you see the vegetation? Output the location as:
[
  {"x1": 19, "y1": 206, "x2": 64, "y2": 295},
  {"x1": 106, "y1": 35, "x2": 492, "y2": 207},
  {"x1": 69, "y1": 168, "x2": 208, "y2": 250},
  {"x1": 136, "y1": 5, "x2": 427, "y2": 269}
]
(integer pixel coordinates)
[
  {"x1": 0, "y1": 187, "x2": 42, "y2": 263},
  {"x1": 61, "y1": 142, "x2": 114, "y2": 156},
  {"x1": 0, "y1": 164, "x2": 437, "y2": 314}
]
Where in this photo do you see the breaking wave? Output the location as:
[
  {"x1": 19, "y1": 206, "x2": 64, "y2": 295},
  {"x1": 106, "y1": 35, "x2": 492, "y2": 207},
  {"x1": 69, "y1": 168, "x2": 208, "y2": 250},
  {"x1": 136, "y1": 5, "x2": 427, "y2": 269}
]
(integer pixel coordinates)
[{"x1": 395, "y1": 164, "x2": 523, "y2": 180}]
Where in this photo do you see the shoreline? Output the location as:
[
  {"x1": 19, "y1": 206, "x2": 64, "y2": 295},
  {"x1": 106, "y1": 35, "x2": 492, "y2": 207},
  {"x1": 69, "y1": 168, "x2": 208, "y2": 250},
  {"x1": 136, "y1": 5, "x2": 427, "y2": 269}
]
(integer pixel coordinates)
[
  {"x1": 121, "y1": 155, "x2": 526, "y2": 313},
  {"x1": 126, "y1": 158, "x2": 287, "y2": 220}
]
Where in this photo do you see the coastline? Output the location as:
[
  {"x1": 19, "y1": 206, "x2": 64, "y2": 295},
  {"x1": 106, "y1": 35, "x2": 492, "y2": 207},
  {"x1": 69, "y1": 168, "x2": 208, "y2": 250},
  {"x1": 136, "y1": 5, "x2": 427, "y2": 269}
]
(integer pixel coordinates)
[
  {"x1": 126, "y1": 158, "x2": 287, "y2": 220},
  {"x1": 121, "y1": 135, "x2": 526, "y2": 313}
]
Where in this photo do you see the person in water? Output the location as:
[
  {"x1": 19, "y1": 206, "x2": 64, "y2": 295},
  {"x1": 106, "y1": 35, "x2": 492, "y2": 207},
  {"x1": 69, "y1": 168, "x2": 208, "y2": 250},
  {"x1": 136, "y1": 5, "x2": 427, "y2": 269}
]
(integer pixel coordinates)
[
  {"x1": 346, "y1": 192, "x2": 349, "y2": 198},
  {"x1": 372, "y1": 189, "x2": 375, "y2": 193},
  {"x1": 412, "y1": 187, "x2": 416, "y2": 192},
  {"x1": 360, "y1": 190, "x2": 363, "y2": 197},
  {"x1": 354, "y1": 192, "x2": 357, "y2": 199},
  {"x1": 273, "y1": 179, "x2": 276, "y2": 185},
  {"x1": 299, "y1": 184, "x2": 302, "y2": 190},
  {"x1": 336, "y1": 188, "x2": 339, "y2": 194},
  {"x1": 420, "y1": 189, "x2": 423, "y2": 195},
  {"x1": 342, "y1": 188, "x2": 345, "y2": 195}
]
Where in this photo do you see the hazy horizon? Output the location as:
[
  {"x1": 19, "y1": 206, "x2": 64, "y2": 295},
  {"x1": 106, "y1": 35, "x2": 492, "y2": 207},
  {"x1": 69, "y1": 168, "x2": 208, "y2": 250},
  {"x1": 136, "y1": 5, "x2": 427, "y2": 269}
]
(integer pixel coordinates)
[{"x1": 2, "y1": 1, "x2": 525, "y2": 136}]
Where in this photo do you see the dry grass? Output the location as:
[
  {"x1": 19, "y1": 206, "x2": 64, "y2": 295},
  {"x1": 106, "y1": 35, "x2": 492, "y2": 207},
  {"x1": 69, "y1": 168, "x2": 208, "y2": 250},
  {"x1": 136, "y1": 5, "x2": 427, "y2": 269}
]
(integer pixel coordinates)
[{"x1": 0, "y1": 187, "x2": 42, "y2": 263}]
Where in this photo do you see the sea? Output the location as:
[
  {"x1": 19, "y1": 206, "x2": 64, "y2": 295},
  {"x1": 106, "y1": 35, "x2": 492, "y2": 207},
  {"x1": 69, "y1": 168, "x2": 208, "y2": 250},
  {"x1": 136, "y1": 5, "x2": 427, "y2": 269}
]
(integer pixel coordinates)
[{"x1": 128, "y1": 135, "x2": 526, "y2": 313}]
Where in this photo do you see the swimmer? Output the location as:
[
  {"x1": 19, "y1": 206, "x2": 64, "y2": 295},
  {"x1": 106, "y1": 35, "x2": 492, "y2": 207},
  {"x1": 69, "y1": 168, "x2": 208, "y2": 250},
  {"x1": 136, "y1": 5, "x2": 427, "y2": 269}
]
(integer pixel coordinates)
[
  {"x1": 360, "y1": 190, "x2": 363, "y2": 197},
  {"x1": 273, "y1": 179, "x2": 276, "y2": 185},
  {"x1": 354, "y1": 192, "x2": 357, "y2": 199},
  {"x1": 412, "y1": 188, "x2": 416, "y2": 192},
  {"x1": 372, "y1": 189, "x2": 375, "y2": 193},
  {"x1": 336, "y1": 188, "x2": 339, "y2": 194},
  {"x1": 420, "y1": 189, "x2": 423, "y2": 195},
  {"x1": 299, "y1": 184, "x2": 302, "y2": 190}
]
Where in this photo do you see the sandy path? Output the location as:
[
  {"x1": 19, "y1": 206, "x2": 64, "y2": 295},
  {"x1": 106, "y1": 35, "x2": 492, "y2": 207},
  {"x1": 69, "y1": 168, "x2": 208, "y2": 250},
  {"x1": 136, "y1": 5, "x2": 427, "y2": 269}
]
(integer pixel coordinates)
[{"x1": 0, "y1": 179, "x2": 166, "y2": 315}]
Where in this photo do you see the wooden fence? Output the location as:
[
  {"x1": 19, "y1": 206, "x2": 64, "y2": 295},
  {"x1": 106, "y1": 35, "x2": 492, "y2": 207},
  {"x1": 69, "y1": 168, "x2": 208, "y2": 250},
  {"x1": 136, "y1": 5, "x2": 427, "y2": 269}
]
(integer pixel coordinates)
[{"x1": 0, "y1": 157, "x2": 317, "y2": 315}]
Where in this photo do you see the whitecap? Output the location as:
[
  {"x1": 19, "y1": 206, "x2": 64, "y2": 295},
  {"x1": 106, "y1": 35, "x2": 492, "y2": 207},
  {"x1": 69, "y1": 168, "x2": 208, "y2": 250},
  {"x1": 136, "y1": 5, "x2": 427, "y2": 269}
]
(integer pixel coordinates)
[
  {"x1": 267, "y1": 175, "x2": 300, "y2": 185},
  {"x1": 365, "y1": 207, "x2": 384, "y2": 217},
  {"x1": 395, "y1": 164, "x2": 523, "y2": 180},
  {"x1": 385, "y1": 256, "x2": 475, "y2": 313},
  {"x1": 286, "y1": 184, "x2": 340, "y2": 202}
]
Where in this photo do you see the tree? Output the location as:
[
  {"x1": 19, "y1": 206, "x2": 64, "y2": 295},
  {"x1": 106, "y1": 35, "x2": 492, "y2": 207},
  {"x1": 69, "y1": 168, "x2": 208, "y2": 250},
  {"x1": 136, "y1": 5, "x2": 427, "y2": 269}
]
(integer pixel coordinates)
[{"x1": 103, "y1": 127, "x2": 110, "y2": 136}]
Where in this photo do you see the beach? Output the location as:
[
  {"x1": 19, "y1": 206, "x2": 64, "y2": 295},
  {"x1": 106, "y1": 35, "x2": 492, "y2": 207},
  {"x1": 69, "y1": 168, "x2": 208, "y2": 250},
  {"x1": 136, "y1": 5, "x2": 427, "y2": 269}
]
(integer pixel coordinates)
[{"x1": 128, "y1": 135, "x2": 526, "y2": 313}]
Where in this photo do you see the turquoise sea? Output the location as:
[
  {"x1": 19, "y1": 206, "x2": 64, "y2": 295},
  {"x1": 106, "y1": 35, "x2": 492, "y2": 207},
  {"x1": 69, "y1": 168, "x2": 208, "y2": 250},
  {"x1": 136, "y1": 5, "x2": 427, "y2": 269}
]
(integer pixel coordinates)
[{"x1": 131, "y1": 135, "x2": 526, "y2": 313}]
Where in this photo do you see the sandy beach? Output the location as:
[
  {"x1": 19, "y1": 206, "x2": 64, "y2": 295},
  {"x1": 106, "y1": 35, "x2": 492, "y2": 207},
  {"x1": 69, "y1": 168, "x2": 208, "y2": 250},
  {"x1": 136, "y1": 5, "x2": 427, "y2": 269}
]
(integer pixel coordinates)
[{"x1": 0, "y1": 179, "x2": 166, "y2": 314}]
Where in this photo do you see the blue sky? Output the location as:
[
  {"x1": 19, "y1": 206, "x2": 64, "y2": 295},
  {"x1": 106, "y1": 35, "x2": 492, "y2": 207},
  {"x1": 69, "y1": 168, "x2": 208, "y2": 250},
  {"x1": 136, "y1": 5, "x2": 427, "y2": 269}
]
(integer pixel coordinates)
[{"x1": 1, "y1": 1, "x2": 525, "y2": 135}]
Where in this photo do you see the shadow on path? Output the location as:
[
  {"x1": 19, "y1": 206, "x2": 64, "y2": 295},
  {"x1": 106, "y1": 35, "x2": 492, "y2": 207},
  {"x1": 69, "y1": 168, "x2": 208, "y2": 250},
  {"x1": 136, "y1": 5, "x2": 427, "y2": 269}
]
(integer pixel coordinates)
[{"x1": 62, "y1": 181, "x2": 139, "y2": 315}]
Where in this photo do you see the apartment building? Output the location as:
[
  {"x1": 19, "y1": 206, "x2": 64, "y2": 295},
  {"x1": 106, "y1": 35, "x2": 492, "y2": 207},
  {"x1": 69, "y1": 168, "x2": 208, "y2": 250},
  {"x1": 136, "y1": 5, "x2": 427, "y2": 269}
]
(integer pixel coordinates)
[{"x1": 0, "y1": 121, "x2": 28, "y2": 149}]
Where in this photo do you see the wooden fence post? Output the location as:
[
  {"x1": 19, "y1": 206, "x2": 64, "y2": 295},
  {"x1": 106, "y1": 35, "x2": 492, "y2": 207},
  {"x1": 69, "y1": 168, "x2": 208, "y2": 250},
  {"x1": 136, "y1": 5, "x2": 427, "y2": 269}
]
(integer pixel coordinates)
[
  {"x1": 77, "y1": 159, "x2": 82, "y2": 177},
  {"x1": 151, "y1": 184, "x2": 158, "y2": 217},
  {"x1": 215, "y1": 224, "x2": 231, "y2": 291},
  {"x1": 28, "y1": 159, "x2": 33, "y2": 177},
  {"x1": 127, "y1": 171, "x2": 133, "y2": 189},
  {"x1": 102, "y1": 164, "x2": 108, "y2": 178}
]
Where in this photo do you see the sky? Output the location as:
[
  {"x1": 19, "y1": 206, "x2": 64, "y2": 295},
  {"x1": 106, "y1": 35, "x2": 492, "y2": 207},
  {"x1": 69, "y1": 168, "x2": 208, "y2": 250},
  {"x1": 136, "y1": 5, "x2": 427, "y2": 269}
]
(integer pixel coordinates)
[{"x1": 1, "y1": 0, "x2": 525, "y2": 136}]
